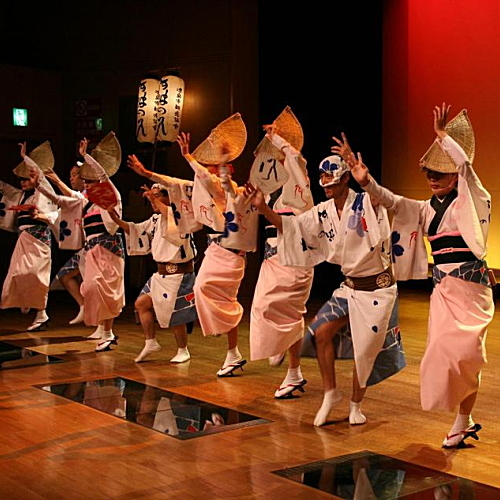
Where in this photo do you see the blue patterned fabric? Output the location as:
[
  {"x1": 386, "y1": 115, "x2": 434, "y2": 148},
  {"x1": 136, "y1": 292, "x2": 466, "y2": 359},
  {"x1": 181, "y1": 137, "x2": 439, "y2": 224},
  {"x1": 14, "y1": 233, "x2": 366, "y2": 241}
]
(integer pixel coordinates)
[
  {"x1": 85, "y1": 233, "x2": 125, "y2": 259},
  {"x1": 57, "y1": 252, "x2": 81, "y2": 279},
  {"x1": 139, "y1": 272, "x2": 197, "y2": 327},
  {"x1": 432, "y1": 259, "x2": 491, "y2": 287},
  {"x1": 24, "y1": 225, "x2": 51, "y2": 246}
]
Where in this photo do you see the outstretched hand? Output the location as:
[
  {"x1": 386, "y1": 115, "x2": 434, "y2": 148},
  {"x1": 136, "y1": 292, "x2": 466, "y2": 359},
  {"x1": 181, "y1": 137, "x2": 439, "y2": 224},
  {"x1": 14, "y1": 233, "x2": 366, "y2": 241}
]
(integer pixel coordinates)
[
  {"x1": 434, "y1": 102, "x2": 451, "y2": 139},
  {"x1": 19, "y1": 141, "x2": 27, "y2": 159},
  {"x1": 176, "y1": 132, "x2": 191, "y2": 156},
  {"x1": 127, "y1": 154, "x2": 147, "y2": 176},
  {"x1": 331, "y1": 132, "x2": 353, "y2": 162},
  {"x1": 79, "y1": 138, "x2": 89, "y2": 157},
  {"x1": 243, "y1": 181, "x2": 264, "y2": 208},
  {"x1": 262, "y1": 122, "x2": 276, "y2": 137},
  {"x1": 346, "y1": 151, "x2": 370, "y2": 188}
]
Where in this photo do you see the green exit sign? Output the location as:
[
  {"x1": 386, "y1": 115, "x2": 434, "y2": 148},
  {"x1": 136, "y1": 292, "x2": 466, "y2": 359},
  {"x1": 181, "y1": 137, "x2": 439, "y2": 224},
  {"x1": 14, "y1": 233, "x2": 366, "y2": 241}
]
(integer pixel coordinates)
[{"x1": 13, "y1": 108, "x2": 28, "y2": 127}]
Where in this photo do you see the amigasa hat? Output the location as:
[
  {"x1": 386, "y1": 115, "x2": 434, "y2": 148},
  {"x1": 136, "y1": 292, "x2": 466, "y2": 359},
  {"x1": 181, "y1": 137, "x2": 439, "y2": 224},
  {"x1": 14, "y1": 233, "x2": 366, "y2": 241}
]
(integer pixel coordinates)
[
  {"x1": 79, "y1": 131, "x2": 122, "y2": 181},
  {"x1": 318, "y1": 155, "x2": 349, "y2": 185},
  {"x1": 420, "y1": 109, "x2": 475, "y2": 173},
  {"x1": 192, "y1": 113, "x2": 247, "y2": 166},
  {"x1": 253, "y1": 105, "x2": 304, "y2": 161},
  {"x1": 13, "y1": 141, "x2": 55, "y2": 178}
]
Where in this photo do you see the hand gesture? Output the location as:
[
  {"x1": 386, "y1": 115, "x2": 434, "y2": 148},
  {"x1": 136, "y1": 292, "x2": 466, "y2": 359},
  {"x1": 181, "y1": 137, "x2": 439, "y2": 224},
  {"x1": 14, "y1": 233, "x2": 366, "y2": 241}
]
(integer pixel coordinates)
[
  {"x1": 262, "y1": 122, "x2": 276, "y2": 137},
  {"x1": 243, "y1": 181, "x2": 264, "y2": 208},
  {"x1": 45, "y1": 171, "x2": 62, "y2": 185},
  {"x1": 347, "y1": 151, "x2": 370, "y2": 187},
  {"x1": 19, "y1": 141, "x2": 27, "y2": 159},
  {"x1": 434, "y1": 102, "x2": 451, "y2": 138},
  {"x1": 79, "y1": 138, "x2": 89, "y2": 157},
  {"x1": 176, "y1": 132, "x2": 191, "y2": 157},
  {"x1": 331, "y1": 132, "x2": 353, "y2": 162},
  {"x1": 127, "y1": 154, "x2": 147, "y2": 176}
]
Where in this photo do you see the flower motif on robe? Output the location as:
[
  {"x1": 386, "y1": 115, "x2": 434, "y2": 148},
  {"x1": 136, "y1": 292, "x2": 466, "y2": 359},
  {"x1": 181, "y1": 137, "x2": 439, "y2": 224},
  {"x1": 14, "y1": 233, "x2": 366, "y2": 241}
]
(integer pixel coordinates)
[
  {"x1": 222, "y1": 211, "x2": 239, "y2": 238},
  {"x1": 391, "y1": 231, "x2": 404, "y2": 263},
  {"x1": 347, "y1": 193, "x2": 368, "y2": 237},
  {"x1": 59, "y1": 220, "x2": 72, "y2": 241},
  {"x1": 170, "y1": 202, "x2": 181, "y2": 225}
]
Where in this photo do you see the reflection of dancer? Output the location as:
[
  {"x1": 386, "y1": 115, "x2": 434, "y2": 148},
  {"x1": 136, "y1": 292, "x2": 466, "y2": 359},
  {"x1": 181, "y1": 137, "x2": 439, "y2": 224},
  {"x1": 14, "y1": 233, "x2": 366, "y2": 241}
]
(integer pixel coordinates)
[
  {"x1": 107, "y1": 179, "x2": 197, "y2": 364},
  {"x1": 177, "y1": 121, "x2": 258, "y2": 377},
  {"x1": 250, "y1": 148, "x2": 404, "y2": 426},
  {"x1": 45, "y1": 164, "x2": 86, "y2": 324},
  {"x1": 0, "y1": 142, "x2": 58, "y2": 331},
  {"x1": 348, "y1": 103, "x2": 493, "y2": 448},
  {"x1": 249, "y1": 123, "x2": 314, "y2": 398},
  {"x1": 32, "y1": 136, "x2": 125, "y2": 351}
]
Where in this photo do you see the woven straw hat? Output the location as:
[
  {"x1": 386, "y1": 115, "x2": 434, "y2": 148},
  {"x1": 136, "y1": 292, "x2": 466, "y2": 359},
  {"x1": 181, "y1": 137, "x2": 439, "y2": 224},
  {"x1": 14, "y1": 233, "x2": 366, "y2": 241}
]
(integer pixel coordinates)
[
  {"x1": 13, "y1": 141, "x2": 55, "y2": 178},
  {"x1": 420, "y1": 109, "x2": 475, "y2": 173},
  {"x1": 79, "y1": 132, "x2": 122, "y2": 180},
  {"x1": 191, "y1": 113, "x2": 247, "y2": 166},
  {"x1": 253, "y1": 136, "x2": 285, "y2": 163},
  {"x1": 273, "y1": 106, "x2": 304, "y2": 151},
  {"x1": 252, "y1": 106, "x2": 304, "y2": 161}
]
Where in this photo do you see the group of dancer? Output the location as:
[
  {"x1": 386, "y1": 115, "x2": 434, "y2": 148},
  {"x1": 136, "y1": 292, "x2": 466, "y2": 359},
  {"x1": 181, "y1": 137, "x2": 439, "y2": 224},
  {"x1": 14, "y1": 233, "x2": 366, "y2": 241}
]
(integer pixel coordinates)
[{"x1": 0, "y1": 102, "x2": 494, "y2": 449}]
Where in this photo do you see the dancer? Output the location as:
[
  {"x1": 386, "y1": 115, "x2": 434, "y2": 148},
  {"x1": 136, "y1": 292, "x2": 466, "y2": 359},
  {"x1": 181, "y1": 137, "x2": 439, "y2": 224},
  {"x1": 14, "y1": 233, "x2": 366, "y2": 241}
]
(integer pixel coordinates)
[
  {"x1": 45, "y1": 163, "x2": 86, "y2": 324},
  {"x1": 347, "y1": 103, "x2": 493, "y2": 448},
  {"x1": 177, "y1": 113, "x2": 259, "y2": 376},
  {"x1": 248, "y1": 114, "x2": 315, "y2": 398},
  {"x1": 249, "y1": 149, "x2": 405, "y2": 426},
  {"x1": 0, "y1": 141, "x2": 58, "y2": 331},
  {"x1": 108, "y1": 156, "x2": 198, "y2": 363},
  {"x1": 30, "y1": 134, "x2": 125, "y2": 351}
]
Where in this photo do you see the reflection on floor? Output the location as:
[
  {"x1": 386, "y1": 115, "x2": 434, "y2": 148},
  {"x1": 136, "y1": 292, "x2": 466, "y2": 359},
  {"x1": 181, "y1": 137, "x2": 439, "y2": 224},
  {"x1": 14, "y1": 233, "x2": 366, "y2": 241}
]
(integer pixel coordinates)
[
  {"x1": 272, "y1": 450, "x2": 500, "y2": 499},
  {"x1": 0, "y1": 340, "x2": 66, "y2": 370},
  {"x1": 37, "y1": 377, "x2": 272, "y2": 440}
]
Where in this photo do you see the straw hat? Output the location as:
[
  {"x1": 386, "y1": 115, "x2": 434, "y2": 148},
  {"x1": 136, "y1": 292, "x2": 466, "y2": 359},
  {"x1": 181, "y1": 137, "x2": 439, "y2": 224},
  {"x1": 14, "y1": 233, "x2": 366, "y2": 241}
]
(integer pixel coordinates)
[
  {"x1": 13, "y1": 141, "x2": 55, "y2": 178},
  {"x1": 253, "y1": 136, "x2": 285, "y2": 163},
  {"x1": 420, "y1": 109, "x2": 475, "y2": 173},
  {"x1": 273, "y1": 106, "x2": 304, "y2": 152},
  {"x1": 191, "y1": 113, "x2": 247, "y2": 165},
  {"x1": 79, "y1": 132, "x2": 122, "y2": 180},
  {"x1": 252, "y1": 106, "x2": 304, "y2": 162}
]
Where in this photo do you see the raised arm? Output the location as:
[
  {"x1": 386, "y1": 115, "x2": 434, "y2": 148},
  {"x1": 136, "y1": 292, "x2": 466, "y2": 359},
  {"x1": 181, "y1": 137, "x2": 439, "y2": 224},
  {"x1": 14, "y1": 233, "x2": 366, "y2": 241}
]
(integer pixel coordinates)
[
  {"x1": 433, "y1": 102, "x2": 451, "y2": 141},
  {"x1": 45, "y1": 171, "x2": 75, "y2": 197},
  {"x1": 79, "y1": 138, "x2": 107, "y2": 181},
  {"x1": 105, "y1": 204, "x2": 130, "y2": 234},
  {"x1": 176, "y1": 131, "x2": 210, "y2": 178}
]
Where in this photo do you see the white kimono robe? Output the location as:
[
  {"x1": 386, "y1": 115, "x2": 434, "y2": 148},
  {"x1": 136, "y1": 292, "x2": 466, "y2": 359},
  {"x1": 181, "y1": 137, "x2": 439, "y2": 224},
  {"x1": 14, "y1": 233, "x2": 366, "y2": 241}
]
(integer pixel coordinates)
[
  {"x1": 278, "y1": 189, "x2": 400, "y2": 388},
  {"x1": 0, "y1": 156, "x2": 58, "y2": 310},
  {"x1": 363, "y1": 135, "x2": 493, "y2": 410}
]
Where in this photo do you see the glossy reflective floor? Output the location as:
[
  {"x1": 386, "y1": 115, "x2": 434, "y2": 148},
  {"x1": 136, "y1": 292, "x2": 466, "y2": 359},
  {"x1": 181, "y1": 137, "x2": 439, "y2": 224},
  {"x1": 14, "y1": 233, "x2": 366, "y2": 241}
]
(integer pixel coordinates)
[
  {"x1": 0, "y1": 340, "x2": 66, "y2": 370},
  {"x1": 273, "y1": 450, "x2": 500, "y2": 499},
  {"x1": 38, "y1": 377, "x2": 272, "y2": 440},
  {"x1": 1, "y1": 288, "x2": 500, "y2": 498}
]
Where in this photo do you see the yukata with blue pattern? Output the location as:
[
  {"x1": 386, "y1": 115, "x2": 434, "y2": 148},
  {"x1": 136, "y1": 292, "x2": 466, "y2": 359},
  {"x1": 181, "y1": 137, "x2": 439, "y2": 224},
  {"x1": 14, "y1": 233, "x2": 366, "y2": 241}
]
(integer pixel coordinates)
[
  {"x1": 126, "y1": 174, "x2": 198, "y2": 329},
  {"x1": 277, "y1": 188, "x2": 405, "y2": 389}
]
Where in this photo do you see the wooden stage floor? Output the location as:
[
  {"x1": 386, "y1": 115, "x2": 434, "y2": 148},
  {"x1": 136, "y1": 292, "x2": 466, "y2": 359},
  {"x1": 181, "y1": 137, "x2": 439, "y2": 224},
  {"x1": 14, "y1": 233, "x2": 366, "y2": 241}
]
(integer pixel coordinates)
[{"x1": 0, "y1": 284, "x2": 499, "y2": 499}]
